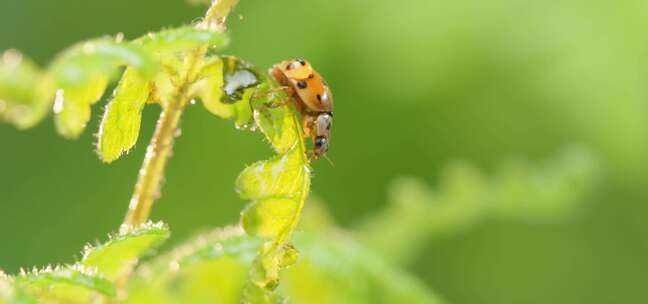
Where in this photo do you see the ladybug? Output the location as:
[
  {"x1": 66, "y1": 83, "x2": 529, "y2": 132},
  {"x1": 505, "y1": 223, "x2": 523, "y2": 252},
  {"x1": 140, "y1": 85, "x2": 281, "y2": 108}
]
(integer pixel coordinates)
[{"x1": 271, "y1": 59, "x2": 333, "y2": 160}]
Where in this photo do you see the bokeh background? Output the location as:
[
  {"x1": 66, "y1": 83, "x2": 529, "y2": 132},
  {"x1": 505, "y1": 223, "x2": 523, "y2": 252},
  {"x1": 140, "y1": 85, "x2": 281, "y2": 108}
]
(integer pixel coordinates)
[{"x1": 1, "y1": 0, "x2": 648, "y2": 303}]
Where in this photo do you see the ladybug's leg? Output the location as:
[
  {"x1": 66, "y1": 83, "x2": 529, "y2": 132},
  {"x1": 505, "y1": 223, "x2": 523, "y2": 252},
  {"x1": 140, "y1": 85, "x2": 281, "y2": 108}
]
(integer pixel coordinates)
[
  {"x1": 302, "y1": 113, "x2": 318, "y2": 160},
  {"x1": 301, "y1": 112, "x2": 316, "y2": 138}
]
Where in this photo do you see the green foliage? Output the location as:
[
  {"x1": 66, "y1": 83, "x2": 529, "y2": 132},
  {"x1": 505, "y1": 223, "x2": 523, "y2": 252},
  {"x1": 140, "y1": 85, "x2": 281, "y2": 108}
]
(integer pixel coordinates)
[
  {"x1": 48, "y1": 38, "x2": 156, "y2": 139},
  {"x1": 189, "y1": 54, "x2": 311, "y2": 301},
  {"x1": 124, "y1": 227, "x2": 260, "y2": 304},
  {"x1": 0, "y1": 28, "x2": 228, "y2": 140},
  {"x1": 237, "y1": 88, "x2": 311, "y2": 303},
  {"x1": 12, "y1": 265, "x2": 115, "y2": 303},
  {"x1": 97, "y1": 68, "x2": 151, "y2": 162},
  {"x1": 1, "y1": 0, "x2": 311, "y2": 300},
  {"x1": 0, "y1": 222, "x2": 168, "y2": 303},
  {"x1": 356, "y1": 148, "x2": 599, "y2": 264},
  {"x1": 284, "y1": 232, "x2": 443, "y2": 304},
  {"x1": 192, "y1": 56, "x2": 259, "y2": 127},
  {"x1": 81, "y1": 222, "x2": 170, "y2": 281},
  {"x1": 0, "y1": 50, "x2": 53, "y2": 129},
  {"x1": 121, "y1": 216, "x2": 443, "y2": 304},
  {"x1": 0, "y1": 1, "x2": 602, "y2": 303}
]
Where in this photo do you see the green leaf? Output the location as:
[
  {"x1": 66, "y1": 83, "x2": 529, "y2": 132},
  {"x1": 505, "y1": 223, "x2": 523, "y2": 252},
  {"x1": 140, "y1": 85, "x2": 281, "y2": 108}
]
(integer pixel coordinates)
[
  {"x1": 193, "y1": 57, "x2": 234, "y2": 119},
  {"x1": 46, "y1": 37, "x2": 158, "y2": 139},
  {"x1": 237, "y1": 146, "x2": 310, "y2": 238},
  {"x1": 81, "y1": 221, "x2": 169, "y2": 281},
  {"x1": 0, "y1": 50, "x2": 55, "y2": 129},
  {"x1": 125, "y1": 227, "x2": 261, "y2": 304},
  {"x1": 97, "y1": 68, "x2": 151, "y2": 162},
  {"x1": 192, "y1": 55, "x2": 312, "y2": 302},
  {"x1": 13, "y1": 265, "x2": 115, "y2": 303},
  {"x1": 53, "y1": 76, "x2": 109, "y2": 139},
  {"x1": 236, "y1": 87, "x2": 311, "y2": 302},
  {"x1": 192, "y1": 56, "x2": 261, "y2": 130},
  {"x1": 252, "y1": 94, "x2": 301, "y2": 154},
  {"x1": 49, "y1": 38, "x2": 158, "y2": 83},
  {"x1": 355, "y1": 147, "x2": 599, "y2": 264},
  {"x1": 282, "y1": 230, "x2": 445, "y2": 304},
  {"x1": 134, "y1": 26, "x2": 230, "y2": 53}
]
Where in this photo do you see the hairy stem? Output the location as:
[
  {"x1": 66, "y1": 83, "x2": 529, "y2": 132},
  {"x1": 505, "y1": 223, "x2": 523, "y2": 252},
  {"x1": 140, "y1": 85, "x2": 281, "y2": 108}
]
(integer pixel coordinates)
[
  {"x1": 122, "y1": 101, "x2": 184, "y2": 226},
  {"x1": 121, "y1": 0, "x2": 239, "y2": 227},
  {"x1": 122, "y1": 49, "x2": 204, "y2": 227}
]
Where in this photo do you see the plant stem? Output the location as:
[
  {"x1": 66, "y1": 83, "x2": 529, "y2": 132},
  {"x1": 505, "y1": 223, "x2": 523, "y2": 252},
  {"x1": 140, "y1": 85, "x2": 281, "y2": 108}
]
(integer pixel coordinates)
[
  {"x1": 122, "y1": 100, "x2": 185, "y2": 227},
  {"x1": 122, "y1": 49, "x2": 204, "y2": 227},
  {"x1": 121, "y1": 0, "x2": 240, "y2": 228}
]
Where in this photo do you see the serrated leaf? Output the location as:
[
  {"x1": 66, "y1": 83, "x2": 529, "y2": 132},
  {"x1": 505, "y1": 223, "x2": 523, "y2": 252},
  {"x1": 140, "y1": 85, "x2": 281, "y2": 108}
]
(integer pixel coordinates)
[
  {"x1": 203, "y1": 57, "x2": 313, "y2": 302},
  {"x1": 81, "y1": 221, "x2": 169, "y2": 281},
  {"x1": 97, "y1": 68, "x2": 151, "y2": 162},
  {"x1": 0, "y1": 50, "x2": 55, "y2": 129},
  {"x1": 236, "y1": 145, "x2": 309, "y2": 201},
  {"x1": 237, "y1": 146, "x2": 310, "y2": 238},
  {"x1": 13, "y1": 265, "x2": 115, "y2": 303},
  {"x1": 134, "y1": 26, "x2": 229, "y2": 53}
]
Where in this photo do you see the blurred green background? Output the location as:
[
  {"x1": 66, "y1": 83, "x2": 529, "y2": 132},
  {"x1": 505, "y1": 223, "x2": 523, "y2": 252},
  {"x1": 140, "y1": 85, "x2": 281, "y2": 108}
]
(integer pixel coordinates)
[{"x1": 1, "y1": 0, "x2": 647, "y2": 303}]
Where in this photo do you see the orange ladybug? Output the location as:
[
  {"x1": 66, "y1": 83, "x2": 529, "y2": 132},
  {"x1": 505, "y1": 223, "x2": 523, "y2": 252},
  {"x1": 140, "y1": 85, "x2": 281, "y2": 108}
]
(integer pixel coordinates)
[{"x1": 271, "y1": 59, "x2": 333, "y2": 159}]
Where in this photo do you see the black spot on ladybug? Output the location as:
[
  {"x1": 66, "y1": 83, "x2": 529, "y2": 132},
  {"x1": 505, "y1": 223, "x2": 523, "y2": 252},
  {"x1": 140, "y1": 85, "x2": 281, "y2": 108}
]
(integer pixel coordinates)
[
  {"x1": 316, "y1": 94, "x2": 321, "y2": 101},
  {"x1": 286, "y1": 63, "x2": 294, "y2": 70},
  {"x1": 308, "y1": 73, "x2": 315, "y2": 79},
  {"x1": 297, "y1": 80, "x2": 307, "y2": 89},
  {"x1": 297, "y1": 59, "x2": 306, "y2": 66}
]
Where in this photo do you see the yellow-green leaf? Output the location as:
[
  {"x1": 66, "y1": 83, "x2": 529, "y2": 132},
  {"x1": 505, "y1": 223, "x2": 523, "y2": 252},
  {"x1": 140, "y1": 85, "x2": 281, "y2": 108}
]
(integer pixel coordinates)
[
  {"x1": 53, "y1": 76, "x2": 109, "y2": 139},
  {"x1": 97, "y1": 68, "x2": 151, "y2": 162},
  {"x1": 50, "y1": 39, "x2": 158, "y2": 84},
  {"x1": 13, "y1": 265, "x2": 115, "y2": 303},
  {"x1": 237, "y1": 145, "x2": 310, "y2": 239},
  {"x1": 253, "y1": 99, "x2": 301, "y2": 154},
  {"x1": 193, "y1": 57, "x2": 233, "y2": 118},
  {"x1": 238, "y1": 89, "x2": 311, "y2": 303},
  {"x1": 0, "y1": 50, "x2": 55, "y2": 129},
  {"x1": 192, "y1": 56, "x2": 258, "y2": 128},
  {"x1": 81, "y1": 222, "x2": 169, "y2": 281},
  {"x1": 125, "y1": 227, "x2": 260, "y2": 304}
]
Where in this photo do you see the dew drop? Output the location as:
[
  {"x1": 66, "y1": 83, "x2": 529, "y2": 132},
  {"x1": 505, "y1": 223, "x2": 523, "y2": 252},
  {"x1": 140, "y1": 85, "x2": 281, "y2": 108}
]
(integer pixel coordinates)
[
  {"x1": 235, "y1": 122, "x2": 255, "y2": 131},
  {"x1": 115, "y1": 32, "x2": 125, "y2": 43},
  {"x1": 53, "y1": 89, "x2": 65, "y2": 114},
  {"x1": 2, "y1": 49, "x2": 23, "y2": 68}
]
